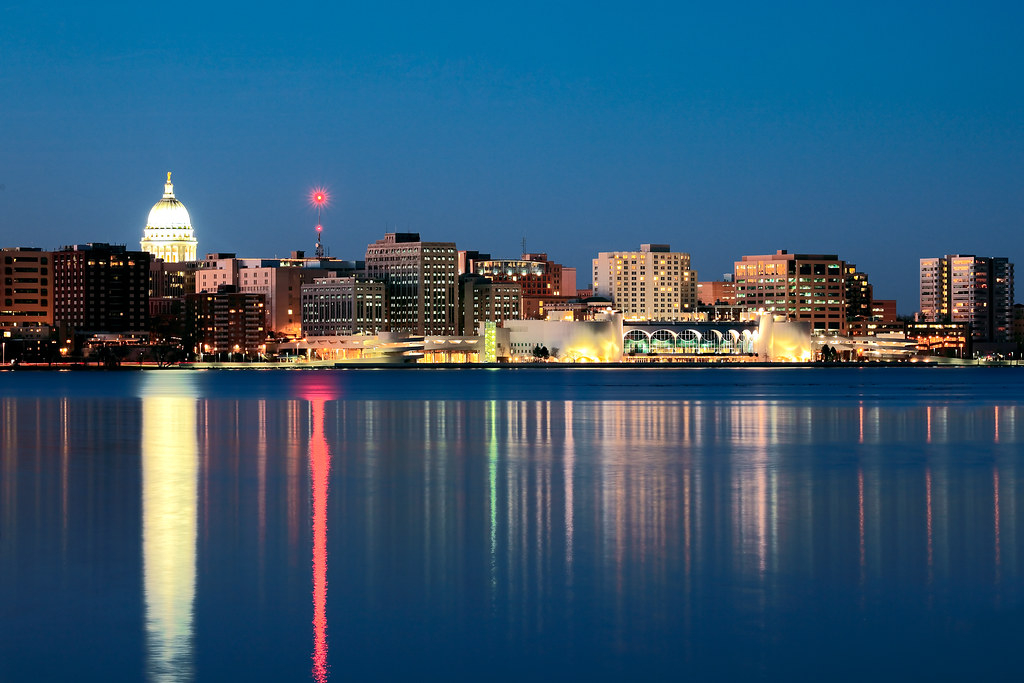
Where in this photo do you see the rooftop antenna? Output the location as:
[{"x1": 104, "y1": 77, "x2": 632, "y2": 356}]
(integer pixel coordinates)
[
  {"x1": 521, "y1": 236, "x2": 526, "y2": 256},
  {"x1": 310, "y1": 187, "x2": 329, "y2": 258}
]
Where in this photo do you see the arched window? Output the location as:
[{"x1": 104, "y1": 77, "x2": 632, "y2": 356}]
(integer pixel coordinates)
[
  {"x1": 623, "y1": 329, "x2": 650, "y2": 354},
  {"x1": 678, "y1": 330, "x2": 700, "y2": 353},
  {"x1": 651, "y1": 329, "x2": 675, "y2": 353},
  {"x1": 701, "y1": 330, "x2": 721, "y2": 354}
]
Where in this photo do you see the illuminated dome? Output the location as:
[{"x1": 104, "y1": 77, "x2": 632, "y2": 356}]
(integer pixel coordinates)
[{"x1": 141, "y1": 172, "x2": 198, "y2": 263}]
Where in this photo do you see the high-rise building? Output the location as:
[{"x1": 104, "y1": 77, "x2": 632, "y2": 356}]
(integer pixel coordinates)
[
  {"x1": 473, "y1": 253, "x2": 571, "y2": 319},
  {"x1": 365, "y1": 233, "x2": 458, "y2": 335},
  {"x1": 1, "y1": 247, "x2": 54, "y2": 329},
  {"x1": 140, "y1": 173, "x2": 198, "y2": 263},
  {"x1": 301, "y1": 275, "x2": 387, "y2": 337},
  {"x1": 919, "y1": 257, "x2": 949, "y2": 322},
  {"x1": 592, "y1": 244, "x2": 697, "y2": 321},
  {"x1": 734, "y1": 250, "x2": 847, "y2": 333},
  {"x1": 53, "y1": 244, "x2": 150, "y2": 333},
  {"x1": 919, "y1": 255, "x2": 1015, "y2": 342}
]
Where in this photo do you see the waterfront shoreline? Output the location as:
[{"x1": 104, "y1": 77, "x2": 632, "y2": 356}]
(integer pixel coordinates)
[{"x1": 2, "y1": 359, "x2": 1018, "y2": 371}]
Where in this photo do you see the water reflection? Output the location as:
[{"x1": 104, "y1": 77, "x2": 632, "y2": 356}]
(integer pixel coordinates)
[
  {"x1": 141, "y1": 375, "x2": 199, "y2": 683},
  {"x1": 2, "y1": 371, "x2": 1024, "y2": 681},
  {"x1": 300, "y1": 395, "x2": 1022, "y2": 677}
]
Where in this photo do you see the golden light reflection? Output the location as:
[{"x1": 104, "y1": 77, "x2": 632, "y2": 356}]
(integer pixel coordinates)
[
  {"x1": 141, "y1": 375, "x2": 198, "y2": 683},
  {"x1": 858, "y1": 403, "x2": 864, "y2": 444},
  {"x1": 564, "y1": 401, "x2": 575, "y2": 585}
]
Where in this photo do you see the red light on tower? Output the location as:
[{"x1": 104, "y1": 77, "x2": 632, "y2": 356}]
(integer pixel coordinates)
[
  {"x1": 309, "y1": 186, "x2": 330, "y2": 258},
  {"x1": 309, "y1": 187, "x2": 330, "y2": 208}
]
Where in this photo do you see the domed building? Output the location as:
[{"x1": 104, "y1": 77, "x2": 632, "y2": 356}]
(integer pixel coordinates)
[{"x1": 140, "y1": 172, "x2": 198, "y2": 263}]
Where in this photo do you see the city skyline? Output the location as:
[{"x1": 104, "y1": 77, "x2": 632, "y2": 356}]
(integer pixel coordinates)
[
  {"x1": 7, "y1": 170, "x2": 1021, "y2": 325},
  {"x1": 3, "y1": 3, "x2": 1024, "y2": 313}
]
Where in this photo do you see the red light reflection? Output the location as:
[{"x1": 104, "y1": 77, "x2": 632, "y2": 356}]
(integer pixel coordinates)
[{"x1": 304, "y1": 382, "x2": 336, "y2": 683}]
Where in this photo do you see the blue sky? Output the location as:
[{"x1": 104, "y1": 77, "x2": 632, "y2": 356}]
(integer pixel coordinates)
[{"x1": 2, "y1": 1, "x2": 1023, "y2": 311}]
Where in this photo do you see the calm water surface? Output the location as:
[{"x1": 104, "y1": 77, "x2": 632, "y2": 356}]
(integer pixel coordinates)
[{"x1": 2, "y1": 367, "x2": 1024, "y2": 681}]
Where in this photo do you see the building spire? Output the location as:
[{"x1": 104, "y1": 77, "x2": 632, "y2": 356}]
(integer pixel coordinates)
[{"x1": 164, "y1": 171, "x2": 175, "y2": 199}]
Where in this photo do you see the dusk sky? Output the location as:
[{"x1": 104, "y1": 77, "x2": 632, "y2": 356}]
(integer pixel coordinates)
[{"x1": 2, "y1": 1, "x2": 1022, "y2": 311}]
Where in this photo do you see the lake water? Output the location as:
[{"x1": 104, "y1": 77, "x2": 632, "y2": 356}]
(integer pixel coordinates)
[{"x1": 2, "y1": 367, "x2": 1023, "y2": 681}]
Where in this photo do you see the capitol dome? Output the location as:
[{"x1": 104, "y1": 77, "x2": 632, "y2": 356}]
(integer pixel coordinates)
[
  {"x1": 147, "y1": 184, "x2": 192, "y2": 228},
  {"x1": 141, "y1": 172, "x2": 198, "y2": 263}
]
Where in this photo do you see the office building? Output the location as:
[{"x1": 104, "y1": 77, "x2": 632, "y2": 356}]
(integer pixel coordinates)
[
  {"x1": 301, "y1": 275, "x2": 387, "y2": 337},
  {"x1": 365, "y1": 233, "x2": 458, "y2": 335},
  {"x1": 734, "y1": 250, "x2": 847, "y2": 334}
]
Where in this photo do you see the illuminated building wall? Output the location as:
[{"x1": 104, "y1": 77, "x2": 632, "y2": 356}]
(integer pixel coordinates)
[
  {"x1": 194, "y1": 253, "x2": 240, "y2": 294},
  {"x1": 592, "y1": 244, "x2": 698, "y2": 321},
  {"x1": 734, "y1": 250, "x2": 847, "y2": 334},
  {"x1": 503, "y1": 313, "x2": 623, "y2": 362},
  {"x1": 756, "y1": 315, "x2": 813, "y2": 362},
  {"x1": 1, "y1": 247, "x2": 54, "y2": 329},
  {"x1": 697, "y1": 279, "x2": 737, "y2": 306}
]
